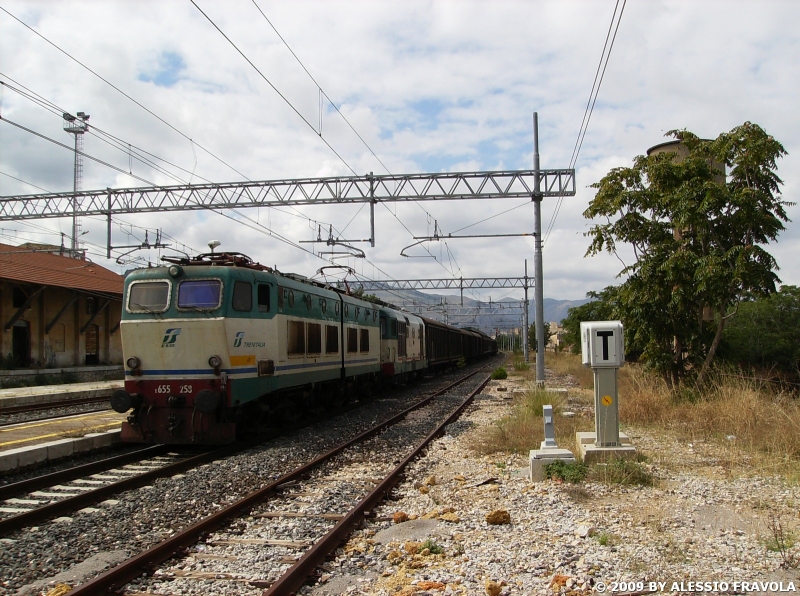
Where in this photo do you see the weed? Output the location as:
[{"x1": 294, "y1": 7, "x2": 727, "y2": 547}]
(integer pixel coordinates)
[
  {"x1": 597, "y1": 532, "x2": 614, "y2": 546},
  {"x1": 512, "y1": 361, "x2": 530, "y2": 371},
  {"x1": 521, "y1": 385, "x2": 563, "y2": 417},
  {"x1": 763, "y1": 515, "x2": 799, "y2": 568},
  {"x1": 545, "y1": 460, "x2": 588, "y2": 483},
  {"x1": 495, "y1": 461, "x2": 506, "y2": 470},
  {"x1": 420, "y1": 538, "x2": 444, "y2": 555},
  {"x1": 457, "y1": 357, "x2": 467, "y2": 369},
  {"x1": 589, "y1": 459, "x2": 655, "y2": 487},
  {"x1": 491, "y1": 367, "x2": 508, "y2": 380}
]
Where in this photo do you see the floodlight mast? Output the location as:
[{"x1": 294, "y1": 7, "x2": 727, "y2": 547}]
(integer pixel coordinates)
[{"x1": 62, "y1": 111, "x2": 89, "y2": 258}]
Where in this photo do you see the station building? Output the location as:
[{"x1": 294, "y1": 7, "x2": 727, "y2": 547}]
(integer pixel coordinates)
[{"x1": 0, "y1": 243, "x2": 124, "y2": 370}]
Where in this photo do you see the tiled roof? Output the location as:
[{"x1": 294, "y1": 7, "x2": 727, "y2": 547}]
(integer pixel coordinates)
[{"x1": 0, "y1": 243, "x2": 123, "y2": 297}]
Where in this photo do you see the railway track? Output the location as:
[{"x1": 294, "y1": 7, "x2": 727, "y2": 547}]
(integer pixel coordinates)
[
  {"x1": 67, "y1": 366, "x2": 494, "y2": 595},
  {"x1": 0, "y1": 445, "x2": 240, "y2": 536},
  {"x1": 0, "y1": 396, "x2": 110, "y2": 417}
]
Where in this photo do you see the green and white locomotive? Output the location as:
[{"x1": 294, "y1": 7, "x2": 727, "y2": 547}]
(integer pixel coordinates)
[{"x1": 111, "y1": 252, "x2": 496, "y2": 444}]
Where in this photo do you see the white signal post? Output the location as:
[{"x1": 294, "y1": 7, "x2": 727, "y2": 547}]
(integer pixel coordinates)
[{"x1": 577, "y1": 321, "x2": 637, "y2": 463}]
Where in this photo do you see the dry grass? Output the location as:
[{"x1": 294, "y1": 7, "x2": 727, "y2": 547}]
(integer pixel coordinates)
[
  {"x1": 619, "y1": 364, "x2": 800, "y2": 466},
  {"x1": 484, "y1": 352, "x2": 800, "y2": 477},
  {"x1": 473, "y1": 382, "x2": 592, "y2": 455}
]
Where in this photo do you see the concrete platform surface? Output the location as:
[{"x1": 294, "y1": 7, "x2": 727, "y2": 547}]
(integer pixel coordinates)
[
  {"x1": 0, "y1": 380, "x2": 124, "y2": 409},
  {"x1": 0, "y1": 429, "x2": 122, "y2": 474},
  {"x1": 1, "y1": 409, "x2": 126, "y2": 453}
]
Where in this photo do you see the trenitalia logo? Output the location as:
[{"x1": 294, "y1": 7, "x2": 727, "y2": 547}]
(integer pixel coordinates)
[
  {"x1": 234, "y1": 332, "x2": 245, "y2": 348},
  {"x1": 162, "y1": 328, "x2": 181, "y2": 347}
]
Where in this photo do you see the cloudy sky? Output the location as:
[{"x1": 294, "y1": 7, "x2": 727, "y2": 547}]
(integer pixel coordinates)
[{"x1": 1, "y1": 0, "x2": 798, "y2": 313}]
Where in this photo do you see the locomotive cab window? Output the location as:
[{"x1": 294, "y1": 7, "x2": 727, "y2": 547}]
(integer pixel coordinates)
[
  {"x1": 178, "y1": 279, "x2": 222, "y2": 310},
  {"x1": 232, "y1": 281, "x2": 252, "y2": 311},
  {"x1": 258, "y1": 284, "x2": 270, "y2": 313},
  {"x1": 128, "y1": 281, "x2": 170, "y2": 313}
]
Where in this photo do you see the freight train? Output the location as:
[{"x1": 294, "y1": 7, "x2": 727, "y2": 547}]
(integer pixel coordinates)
[{"x1": 111, "y1": 252, "x2": 497, "y2": 444}]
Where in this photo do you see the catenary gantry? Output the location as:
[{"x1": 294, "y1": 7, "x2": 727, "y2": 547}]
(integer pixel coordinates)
[{"x1": 0, "y1": 169, "x2": 574, "y2": 220}]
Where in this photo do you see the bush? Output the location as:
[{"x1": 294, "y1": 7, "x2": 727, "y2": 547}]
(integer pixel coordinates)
[
  {"x1": 589, "y1": 458, "x2": 655, "y2": 486},
  {"x1": 420, "y1": 538, "x2": 444, "y2": 555},
  {"x1": 545, "y1": 460, "x2": 588, "y2": 483},
  {"x1": 491, "y1": 367, "x2": 508, "y2": 380},
  {"x1": 512, "y1": 361, "x2": 530, "y2": 371}
]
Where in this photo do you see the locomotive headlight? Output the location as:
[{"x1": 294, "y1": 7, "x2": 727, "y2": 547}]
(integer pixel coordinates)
[
  {"x1": 168, "y1": 264, "x2": 183, "y2": 277},
  {"x1": 208, "y1": 355, "x2": 222, "y2": 368},
  {"x1": 126, "y1": 356, "x2": 141, "y2": 369}
]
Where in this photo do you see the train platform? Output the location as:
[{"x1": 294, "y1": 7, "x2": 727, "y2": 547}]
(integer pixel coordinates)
[
  {"x1": 0, "y1": 379, "x2": 123, "y2": 410},
  {"x1": 0, "y1": 381, "x2": 126, "y2": 474}
]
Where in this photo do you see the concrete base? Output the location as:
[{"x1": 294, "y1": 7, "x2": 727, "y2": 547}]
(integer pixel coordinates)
[
  {"x1": 0, "y1": 429, "x2": 121, "y2": 475},
  {"x1": 576, "y1": 431, "x2": 637, "y2": 464},
  {"x1": 529, "y1": 447, "x2": 577, "y2": 482}
]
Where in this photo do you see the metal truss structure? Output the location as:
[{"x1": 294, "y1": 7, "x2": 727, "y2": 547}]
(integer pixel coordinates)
[
  {"x1": 356, "y1": 277, "x2": 532, "y2": 292},
  {"x1": 0, "y1": 169, "x2": 575, "y2": 220}
]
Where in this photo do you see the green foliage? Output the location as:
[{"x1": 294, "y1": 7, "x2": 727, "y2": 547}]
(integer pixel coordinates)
[
  {"x1": 561, "y1": 287, "x2": 619, "y2": 355},
  {"x1": 597, "y1": 532, "x2": 612, "y2": 546},
  {"x1": 491, "y1": 366, "x2": 508, "y2": 380},
  {"x1": 456, "y1": 357, "x2": 467, "y2": 368},
  {"x1": 718, "y1": 285, "x2": 800, "y2": 374},
  {"x1": 585, "y1": 123, "x2": 790, "y2": 387},
  {"x1": 589, "y1": 459, "x2": 655, "y2": 487},
  {"x1": 512, "y1": 360, "x2": 530, "y2": 371},
  {"x1": 528, "y1": 322, "x2": 555, "y2": 353},
  {"x1": 420, "y1": 538, "x2": 444, "y2": 555},
  {"x1": 544, "y1": 460, "x2": 588, "y2": 483}
]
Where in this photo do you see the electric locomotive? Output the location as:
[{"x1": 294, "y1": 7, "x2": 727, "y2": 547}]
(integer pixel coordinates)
[
  {"x1": 111, "y1": 253, "x2": 380, "y2": 444},
  {"x1": 111, "y1": 251, "x2": 498, "y2": 445}
]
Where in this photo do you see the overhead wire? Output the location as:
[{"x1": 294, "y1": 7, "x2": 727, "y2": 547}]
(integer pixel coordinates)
[
  {"x1": 0, "y1": 76, "x2": 342, "y2": 234},
  {"x1": 194, "y1": 0, "x2": 465, "y2": 279},
  {"x1": 543, "y1": 0, "x2": 626, "y2": 247},
  {"x1": 0, "y1": 5, "x2": 252, "y2": 182}
]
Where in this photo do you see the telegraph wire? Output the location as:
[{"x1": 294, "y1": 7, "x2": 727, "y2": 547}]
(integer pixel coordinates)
[
  {"x1": 195, "y1": 1, "x2": 464, "y2": 279},
  {"x1": 190, "y1": 0, "x2": 357, "y2": 177},
  {"x1": 0, "y1": 77, "x2": 349, "y2": 236},
  {"x1": 0, "y1": 170, "x2": 51, "y2": 193},
  {"x1": 543, "y1": 0, "x2": 626, "y2": 247},
  {"x1": 0, "y1": 5, "x2": 252, "y2": 182},
  {"x1": 249, "y1": 0, "x2": 393, "y2": 177}
]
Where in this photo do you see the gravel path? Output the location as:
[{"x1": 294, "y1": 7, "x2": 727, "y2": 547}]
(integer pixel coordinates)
[{"x1": 309, "y1": 373, "x2": 800, "y2": 596}]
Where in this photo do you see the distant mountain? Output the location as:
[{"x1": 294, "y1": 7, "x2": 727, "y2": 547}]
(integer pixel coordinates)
[{"x1": 365, "y1": 288, "x2": 591, "y2": 333}]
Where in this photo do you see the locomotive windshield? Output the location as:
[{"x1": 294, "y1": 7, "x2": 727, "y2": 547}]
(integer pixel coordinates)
[
  {"x1": 178, "y1": 279, "x2": 222, "y2": 310},
  {"x1": 128, "y1": 281, "x2": 170, "y2": 313}
]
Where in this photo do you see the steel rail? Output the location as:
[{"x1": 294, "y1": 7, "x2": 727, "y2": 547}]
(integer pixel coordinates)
[
  {"x1": 66, "y1": 366, "x2": 492, "y2": 595},
  {"x1": 0, "y1": 445, "x2": 167, "y2": 501},
  {"x1": 264, "y1": 373, "x2": 491, "y2": 595},
  {"x1": 0, "y1": 395, "x2": 111, "y2": 416},
  {"x1": 0, "y1": 444, "x2": 242, "y2": 537}
]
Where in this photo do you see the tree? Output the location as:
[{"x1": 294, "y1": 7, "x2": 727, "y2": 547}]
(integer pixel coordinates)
[
  {"x1": 560, "y1": 287, "x2": 619, "y2": 354},
  {"x1": 585, "y1": 123, "x2": 790, "y2": 387},
  {"x1": 718, "y1": 285, "x2": 800, "y2": 375},
  {"x1": 528, "y1": 322, "x2": 555, "y2": 354}
]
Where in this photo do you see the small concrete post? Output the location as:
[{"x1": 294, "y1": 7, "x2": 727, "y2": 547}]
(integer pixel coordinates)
[{"x1": 542, "y1": 404, "x2": 557, "y2": 448}]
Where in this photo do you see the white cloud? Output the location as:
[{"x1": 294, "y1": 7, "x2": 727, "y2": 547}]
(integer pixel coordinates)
[{"x1": 1, "y1": 0, "x2": 798, "y2": 307}]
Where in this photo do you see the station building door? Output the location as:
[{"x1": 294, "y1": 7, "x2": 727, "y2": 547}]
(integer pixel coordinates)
[{"x1": 12, "y1": 320, "x2": 30, "y2": 367}]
